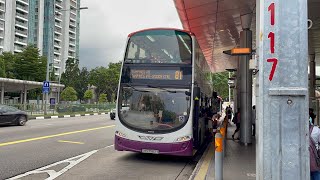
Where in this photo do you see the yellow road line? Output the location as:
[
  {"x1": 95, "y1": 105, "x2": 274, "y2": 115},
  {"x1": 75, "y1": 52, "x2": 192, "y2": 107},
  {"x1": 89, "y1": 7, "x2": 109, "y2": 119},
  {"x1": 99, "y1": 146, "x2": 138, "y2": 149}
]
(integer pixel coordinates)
[
  {"x1": 194, "y1": 143, "x2": 215, "y2": 180},
  {"x1": 0, "y1": 125, "x2": 115, "y2": 147},
  {"x1": 58, "y1": 140, "x2": 85, "y2": 145}
]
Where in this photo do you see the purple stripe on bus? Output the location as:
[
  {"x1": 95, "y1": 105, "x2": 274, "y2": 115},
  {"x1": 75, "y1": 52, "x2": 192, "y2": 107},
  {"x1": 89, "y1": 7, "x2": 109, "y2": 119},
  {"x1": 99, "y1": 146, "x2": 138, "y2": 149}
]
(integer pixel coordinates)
[{"x1": 114, "y1": 135, "x2": 193, "y2": 156}]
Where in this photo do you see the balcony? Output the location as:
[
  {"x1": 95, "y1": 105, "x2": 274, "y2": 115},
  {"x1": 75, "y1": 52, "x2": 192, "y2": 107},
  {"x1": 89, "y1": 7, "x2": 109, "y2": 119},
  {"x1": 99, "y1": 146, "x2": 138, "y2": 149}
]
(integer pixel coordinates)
[
  {"x1": 16, "y1": 3, "x2": 29, "y2": 13},
  {"x1": 0, "y1": 4, "x2": 5, "y2": 12},
  {"x1": 56, "y1": 1, "x2": 62, "y2": 9},
  {"x1": 15, "y1": 21, "x2": 28, "y2": 29},
  {"x1": 70, "y1": 1, "x2": 77, "y2": 8},
  {"x1": 14, "y1": 45, "x2": 25, "y2": 53},
  {"x1": 16, "y1": 12, "x2": 28, "y2": 21},
  {"x1": 0, "y1": 13, "x2": 4, "y2": 20},
  {"x1": 0, "y1": 21, "x2": 4, "y2": 30},
  {"x1": 70, "y1": 13, "x2": 76, "y2": 20},
  {"x1": 14, "y1": 37, "x2": 28, "y2": 46},
  {"x1": 15, "y1": 29, "x2": 28, "y2": 37},
  {"x1": 17, "y1": 0, "x2": 29, "y2": 5}
]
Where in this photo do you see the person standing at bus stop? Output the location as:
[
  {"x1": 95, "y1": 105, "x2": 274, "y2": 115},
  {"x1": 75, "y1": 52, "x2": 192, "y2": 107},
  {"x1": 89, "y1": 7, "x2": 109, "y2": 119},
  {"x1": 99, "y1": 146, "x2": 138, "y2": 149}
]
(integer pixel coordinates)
[{"x1": 232, "y1": 108, "x2": 241, "y2": 140}]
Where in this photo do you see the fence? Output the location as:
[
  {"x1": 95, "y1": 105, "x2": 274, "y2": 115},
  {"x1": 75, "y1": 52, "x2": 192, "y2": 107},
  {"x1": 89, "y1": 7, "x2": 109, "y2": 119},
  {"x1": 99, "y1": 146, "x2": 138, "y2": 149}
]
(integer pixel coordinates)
[{"x1": 9, "y1": 103, "x2": 116, "y2": 116}]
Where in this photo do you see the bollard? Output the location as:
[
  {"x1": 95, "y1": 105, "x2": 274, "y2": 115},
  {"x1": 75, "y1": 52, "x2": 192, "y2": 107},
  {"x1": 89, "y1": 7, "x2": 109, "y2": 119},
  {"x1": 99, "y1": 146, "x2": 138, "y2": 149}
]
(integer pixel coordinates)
[
  {"x1": 215, "y1": 132, "x2": 223, "y2": 180},
  {"x1": 220, "y1": 126, "x2": 226, "y2": 157}
]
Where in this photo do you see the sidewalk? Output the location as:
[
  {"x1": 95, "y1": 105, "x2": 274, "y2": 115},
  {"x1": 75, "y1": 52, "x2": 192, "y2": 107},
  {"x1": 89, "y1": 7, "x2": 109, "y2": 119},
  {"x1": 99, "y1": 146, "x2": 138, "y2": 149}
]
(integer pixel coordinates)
[{"x1": 192, "y1": 124, "x2": 256, "y2": 180}]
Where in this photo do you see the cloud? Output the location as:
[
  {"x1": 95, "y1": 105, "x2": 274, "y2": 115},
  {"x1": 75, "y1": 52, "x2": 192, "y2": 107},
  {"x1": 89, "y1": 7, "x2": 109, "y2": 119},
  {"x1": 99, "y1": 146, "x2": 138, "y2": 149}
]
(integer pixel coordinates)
[{"x1": 79, "y1": 0, "x2": 182, "y2": 69}]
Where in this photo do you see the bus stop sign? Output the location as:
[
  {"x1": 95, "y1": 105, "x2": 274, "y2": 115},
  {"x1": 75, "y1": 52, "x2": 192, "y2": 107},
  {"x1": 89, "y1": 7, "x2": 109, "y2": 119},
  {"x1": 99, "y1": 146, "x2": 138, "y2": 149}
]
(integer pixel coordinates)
[{"x1": 42, "y1": 81, "x2": 50, "y2": 93}]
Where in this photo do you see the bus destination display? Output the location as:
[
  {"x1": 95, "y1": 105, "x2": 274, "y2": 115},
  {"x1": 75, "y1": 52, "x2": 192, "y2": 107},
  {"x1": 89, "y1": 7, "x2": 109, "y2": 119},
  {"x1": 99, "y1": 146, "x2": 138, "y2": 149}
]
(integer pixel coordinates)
[{"x1": 131, "y1": 69, "x2": 183, "y2": 80}]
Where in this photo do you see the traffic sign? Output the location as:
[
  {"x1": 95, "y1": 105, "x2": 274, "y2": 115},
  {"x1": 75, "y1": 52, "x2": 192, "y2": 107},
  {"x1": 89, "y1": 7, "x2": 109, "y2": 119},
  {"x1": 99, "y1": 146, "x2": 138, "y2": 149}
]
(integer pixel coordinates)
[{"x1": 42, "y1": 81, "x2": 50, "y2": 93}]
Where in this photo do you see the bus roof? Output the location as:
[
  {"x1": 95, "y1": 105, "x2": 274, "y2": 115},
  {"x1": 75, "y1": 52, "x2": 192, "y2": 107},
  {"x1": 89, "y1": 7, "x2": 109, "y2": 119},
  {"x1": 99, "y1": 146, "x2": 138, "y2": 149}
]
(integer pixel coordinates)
[{"x1": 128, "y1": 28, "x2": 194, "y2": 37}]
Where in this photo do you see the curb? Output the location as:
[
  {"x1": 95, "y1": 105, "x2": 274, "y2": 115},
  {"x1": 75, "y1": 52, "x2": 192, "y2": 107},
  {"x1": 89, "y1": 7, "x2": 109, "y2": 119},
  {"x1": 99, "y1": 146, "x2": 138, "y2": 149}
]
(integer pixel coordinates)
[
  {"x1": 189, "y1": 142, "x2": 214, "y2": 180},
  {"x1": 30, "y1": 112, "x2": 109, "y2": 120}
]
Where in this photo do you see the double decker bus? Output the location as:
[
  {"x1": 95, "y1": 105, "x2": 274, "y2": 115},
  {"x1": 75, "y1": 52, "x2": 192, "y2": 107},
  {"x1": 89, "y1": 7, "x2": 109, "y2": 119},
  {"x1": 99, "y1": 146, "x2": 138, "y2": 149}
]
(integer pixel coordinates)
[{"x1": 115, "y1": 28, "x2": 213, "y2": 156}]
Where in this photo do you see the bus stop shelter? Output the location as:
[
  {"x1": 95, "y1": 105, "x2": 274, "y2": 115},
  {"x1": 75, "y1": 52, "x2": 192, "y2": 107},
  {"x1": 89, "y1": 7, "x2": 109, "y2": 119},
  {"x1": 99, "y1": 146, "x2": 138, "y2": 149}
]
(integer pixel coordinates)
[{"x1": 0, "y1": 77, "x2": 64, "y2": 105}]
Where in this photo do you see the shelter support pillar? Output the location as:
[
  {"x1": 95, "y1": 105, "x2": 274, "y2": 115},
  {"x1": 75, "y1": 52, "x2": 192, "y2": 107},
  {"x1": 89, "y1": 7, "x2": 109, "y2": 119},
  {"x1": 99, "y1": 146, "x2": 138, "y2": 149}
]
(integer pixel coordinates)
[
  {"x1": 23, "y1": 86, "x2": 27, "y2": 110},
  {"x1": 257, "y1": 0, "x2": 309, "y2": 179},
  {"x1": 239, "y1": 28, "x2": 252, "y2": 145},
  {"x1": 20, "y1": 91, "x2": 23, "y2": 104},
  {"x1": 236, "y1": 58, "x2": 241, "y2": 111},
  {"x1": 1, "y1": 82, "x2": 4, "y2": 104}
]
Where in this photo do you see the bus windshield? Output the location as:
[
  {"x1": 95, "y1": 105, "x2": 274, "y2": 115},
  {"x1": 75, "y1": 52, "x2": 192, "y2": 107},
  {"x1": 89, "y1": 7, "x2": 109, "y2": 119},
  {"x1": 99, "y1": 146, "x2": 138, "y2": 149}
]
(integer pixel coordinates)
[
  {"x1": 125, "y1": 29, "x2": 192, "y2": 64},
  {"x1": 119, "y1": 86, "x2": 191, "y2": 133}
]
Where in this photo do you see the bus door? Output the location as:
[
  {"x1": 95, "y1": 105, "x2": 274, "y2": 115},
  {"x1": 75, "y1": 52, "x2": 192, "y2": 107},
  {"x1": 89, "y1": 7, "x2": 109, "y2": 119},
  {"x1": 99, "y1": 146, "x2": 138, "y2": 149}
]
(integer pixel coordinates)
[{"x1": 193, "y1": 87, "x2": 201, "y2": 149}]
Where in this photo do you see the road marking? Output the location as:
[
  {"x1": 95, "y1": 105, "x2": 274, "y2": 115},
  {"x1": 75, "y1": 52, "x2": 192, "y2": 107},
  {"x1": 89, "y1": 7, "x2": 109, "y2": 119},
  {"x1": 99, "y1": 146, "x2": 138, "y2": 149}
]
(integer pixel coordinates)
[
  {"x1": 8, "y1": 145, "x2": 114, "y2": 180},
  {"x1": 36, "y1": 116, "x2": 45, "y2": 119},
  {"x1": 194, "y1": 143, "x2": 215, "y2": 180},
  {"x1": 58, "y1": 140, "x2": 84, "y2": 145},
  {"x1": 8, "y1": 150, "x2": 98, "y2": 180},
  {"x1": 51, "y1": 116, "x2": 59, "y2": 119},
  {"x1": 64, "y1": 115, "x2": 71, "y2": 118},
  {"x1": 0, "y1": 125, "x2": 115, "y2": 147}
]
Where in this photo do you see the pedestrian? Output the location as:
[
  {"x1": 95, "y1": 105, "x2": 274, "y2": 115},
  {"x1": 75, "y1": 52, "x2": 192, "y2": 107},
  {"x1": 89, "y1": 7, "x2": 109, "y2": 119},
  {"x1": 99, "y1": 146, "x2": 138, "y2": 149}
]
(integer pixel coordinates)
[
  {"x1": 226, "y1": 105, "x2": 233, "y2": 123},
  {"x1": 310, "y1": 108, "x2": 317, "y2": 125},
  {"x1": 232, "y1": 108, "x2": 241, "y2": 140},
  {"x1": 309, "y1": 121, "x2": 320, "y2": 180},
  {"x1": 252, "y1": 106, "x2": 256, "y2": 136}
]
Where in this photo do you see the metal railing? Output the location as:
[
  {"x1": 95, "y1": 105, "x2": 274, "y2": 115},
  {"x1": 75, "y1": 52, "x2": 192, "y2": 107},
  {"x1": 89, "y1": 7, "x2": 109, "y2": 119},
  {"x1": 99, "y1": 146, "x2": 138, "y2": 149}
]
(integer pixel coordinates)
[{"x1": 8, "y1": 103, "x2": 116, "y2": 116}]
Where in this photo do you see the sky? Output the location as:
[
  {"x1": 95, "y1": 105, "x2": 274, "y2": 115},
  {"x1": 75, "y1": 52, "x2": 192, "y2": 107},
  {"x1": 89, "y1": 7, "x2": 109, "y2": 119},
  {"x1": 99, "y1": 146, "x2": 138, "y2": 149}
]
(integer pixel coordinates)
[{"x1": 79, "y1": 0, "x2": 182, "y2": 69}]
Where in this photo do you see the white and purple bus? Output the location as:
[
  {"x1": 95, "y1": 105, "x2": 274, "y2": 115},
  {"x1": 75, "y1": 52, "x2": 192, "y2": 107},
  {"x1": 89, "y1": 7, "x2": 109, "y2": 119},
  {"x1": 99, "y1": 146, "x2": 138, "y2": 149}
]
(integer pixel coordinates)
[{"x1": 115, "y1": 28, "x2": 213, "y2": 156}]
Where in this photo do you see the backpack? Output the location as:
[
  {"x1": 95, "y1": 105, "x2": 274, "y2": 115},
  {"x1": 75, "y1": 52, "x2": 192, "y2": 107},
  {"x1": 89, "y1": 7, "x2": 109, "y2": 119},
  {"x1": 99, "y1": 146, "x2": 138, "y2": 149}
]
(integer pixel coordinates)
[{"x1": 309, "y1": 125, "x2": 320, "y2": 172}]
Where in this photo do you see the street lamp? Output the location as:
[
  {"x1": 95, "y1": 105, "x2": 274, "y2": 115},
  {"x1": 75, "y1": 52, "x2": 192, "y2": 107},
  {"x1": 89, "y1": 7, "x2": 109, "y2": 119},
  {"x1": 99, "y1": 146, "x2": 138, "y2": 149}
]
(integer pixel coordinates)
[{"x1": 44, "y1": 6, "x2": 88, "y2": 115}]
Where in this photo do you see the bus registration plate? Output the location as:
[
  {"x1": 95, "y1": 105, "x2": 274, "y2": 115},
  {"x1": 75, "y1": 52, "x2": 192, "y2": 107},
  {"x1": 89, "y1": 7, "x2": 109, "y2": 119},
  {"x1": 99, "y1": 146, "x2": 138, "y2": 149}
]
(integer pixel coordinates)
[{"x1": 142, "y1": 149, "x2": 159, "y2": 154}]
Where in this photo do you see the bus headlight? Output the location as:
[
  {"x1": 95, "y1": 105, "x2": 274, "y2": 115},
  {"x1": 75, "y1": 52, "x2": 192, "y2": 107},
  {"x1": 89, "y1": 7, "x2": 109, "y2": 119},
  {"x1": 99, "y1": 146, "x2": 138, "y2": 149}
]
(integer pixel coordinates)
[
  {"x1": 176, "y1": 136, "x2": 191, "y2": 142},
  {"x1": 115, "y1": 131, "x2": 126, "y2": 138}
]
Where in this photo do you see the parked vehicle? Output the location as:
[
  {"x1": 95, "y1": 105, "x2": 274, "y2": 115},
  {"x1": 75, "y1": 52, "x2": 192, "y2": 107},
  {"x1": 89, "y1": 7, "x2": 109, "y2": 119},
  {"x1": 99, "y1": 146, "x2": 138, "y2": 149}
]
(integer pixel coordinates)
[{"x1": 0, "y1": 105, "x2": 28, "y2": 126}]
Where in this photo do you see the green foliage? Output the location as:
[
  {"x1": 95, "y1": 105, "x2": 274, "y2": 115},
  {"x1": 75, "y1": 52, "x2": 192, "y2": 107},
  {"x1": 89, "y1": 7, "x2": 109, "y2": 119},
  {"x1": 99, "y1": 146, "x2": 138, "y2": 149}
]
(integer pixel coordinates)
[
  {"x1": 60, "y1": 59, "x2": 89, "y2": 101},
  {"x1": 0, "y1": 52, "x2": 16, "y2": 78},
  {"x1": 0, "y1": 57, "x2": 5, "y2": 77},
  {"x1": 98, "y1": 93, "x2": 107, "y2": 103},
  {"x1": 14, "y1": 45, "x2": 47, "y2": 81},
  {"x1": 89, "y1": 62, "x2": 121, "y2": 101},
  {"x1": 211, "y1": 71, "x2": 229, "y2": 99},
  {"x1": 84, "y1": 90, "x2": 93, "y2": 100},
  {"x1": 61, "y1": 87, "x2": 78, "y2": 101}
]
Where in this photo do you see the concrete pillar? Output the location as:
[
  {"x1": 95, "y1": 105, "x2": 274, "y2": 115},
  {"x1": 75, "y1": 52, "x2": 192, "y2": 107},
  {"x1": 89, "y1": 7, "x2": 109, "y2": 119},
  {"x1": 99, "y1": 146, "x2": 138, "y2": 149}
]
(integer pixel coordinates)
[
  {"x1": 236, "y1": 58, "x2": 241, "y2": 111},
  {"x1": 257, "y1": 0, "x2": 309, "y2": 179},
  {"x1": 228, "y1": 72, "x2": 231, "y2": 103},
  {"x1": 23, "y1": 86, "x2": 27, "y2": 110},
  {"x1": 239, "y1": 29, "x2": 253, "y2": 145},
  {"x1": 1, "y1": 82, "x2": 4, "y2": 104},
  {"x1": 20, "y1": 91, "x2": 23, "y2": 104}
]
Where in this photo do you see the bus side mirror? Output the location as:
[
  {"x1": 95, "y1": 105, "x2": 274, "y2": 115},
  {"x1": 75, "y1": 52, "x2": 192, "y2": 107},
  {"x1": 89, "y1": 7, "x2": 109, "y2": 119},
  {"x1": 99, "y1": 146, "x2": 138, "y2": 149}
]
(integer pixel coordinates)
[{"x1": 193, "y1": 87, "x2": 200, "y2": 100}]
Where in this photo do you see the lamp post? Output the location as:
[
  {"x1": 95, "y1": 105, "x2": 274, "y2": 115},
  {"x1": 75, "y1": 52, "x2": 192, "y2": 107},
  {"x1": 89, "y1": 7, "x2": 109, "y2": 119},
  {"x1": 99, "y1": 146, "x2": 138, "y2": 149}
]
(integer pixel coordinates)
[{"x1": 44, "y1": 6, "x2": 88, "y2": 115}]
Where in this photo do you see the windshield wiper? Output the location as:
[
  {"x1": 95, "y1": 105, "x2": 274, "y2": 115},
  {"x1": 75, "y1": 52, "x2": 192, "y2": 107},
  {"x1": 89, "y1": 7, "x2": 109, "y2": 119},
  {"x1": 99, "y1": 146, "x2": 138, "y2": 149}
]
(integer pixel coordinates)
[
  {"x1": 147, "y1": 85, "x2": 176, "y2": 93},
  {"x1": 124, "y1": 84, "x2": 150, "y2": 92}
]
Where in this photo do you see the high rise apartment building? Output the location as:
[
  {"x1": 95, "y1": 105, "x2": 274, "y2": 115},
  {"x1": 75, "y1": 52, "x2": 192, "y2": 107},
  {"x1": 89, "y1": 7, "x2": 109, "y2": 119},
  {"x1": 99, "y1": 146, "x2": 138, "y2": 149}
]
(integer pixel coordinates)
[{"x1": 0, "y1": 0, "x2": 81, "y2": 77}]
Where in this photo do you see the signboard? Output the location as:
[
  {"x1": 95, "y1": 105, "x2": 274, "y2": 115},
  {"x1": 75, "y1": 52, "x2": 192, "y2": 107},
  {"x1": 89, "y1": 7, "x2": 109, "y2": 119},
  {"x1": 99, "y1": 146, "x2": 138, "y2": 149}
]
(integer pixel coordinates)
[
  {"x1": 42, "y1": 81, "x2": 50, "y2": 93},
  {"x1": 130, "y1": 69, "x2": 183, "y2": 80},
  {"x1": 50, "y1": 98, "x2": 55, "y2": 105}
]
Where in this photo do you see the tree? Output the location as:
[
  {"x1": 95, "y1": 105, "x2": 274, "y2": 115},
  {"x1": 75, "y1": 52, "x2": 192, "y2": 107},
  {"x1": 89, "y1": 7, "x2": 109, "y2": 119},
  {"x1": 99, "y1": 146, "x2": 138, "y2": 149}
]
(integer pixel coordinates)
[
  {"x1": 0, "y1": 52, "x2": 16, "y2": 78},
  {"x1": 84, "y1": 90, "x2": 93, "y2": 101},
  {"x1": 99, "y1": 93, "x2": 107, "y2": 103},
  {"x1": 89, "y1": 62, "x2": 121, "y2": 101},
  {"x1": 0, "y1": 57, "x2": 5, "y2": 77},
  {"x1": 60, "y1": 58, "x2": 80, "y2": 89},
  {"x1": 211, "y1": 71, "x2": 229, "y2": 99},
  {"x1": 76, "y1": 67, "x2": 90, "y2": 101},
  {"x1": 14, "y1": 45, "x2": 47, "y2": 81},
  {"x1": 61, "y1": 87, "x2": 78, "y2": 102}
]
